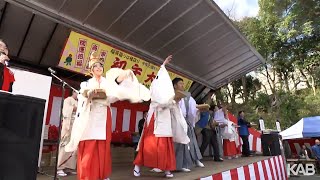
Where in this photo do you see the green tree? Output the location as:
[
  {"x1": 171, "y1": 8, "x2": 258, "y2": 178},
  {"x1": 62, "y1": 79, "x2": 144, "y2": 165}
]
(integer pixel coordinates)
[
  {"x1": 224, "y1": 0, "x2": 320, "y2": 129},
  {"x1": 276, "y1": 0, "x2": 320, "y2": 95}
]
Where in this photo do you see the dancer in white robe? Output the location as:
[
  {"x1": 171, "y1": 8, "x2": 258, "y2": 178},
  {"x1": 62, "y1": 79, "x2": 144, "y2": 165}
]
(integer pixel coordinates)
[
  {"x1": 172, "y1": 78, "x2": 204, "y2": 172},
  {"x1": 57, "y1": 91, "x2": 78, "y2": 176},
  {"x1": 134, "y1": 55, "x2": 189, "y2": 178},
  {"x1": 65, "y1": 52, "x2": 150, "y2": 180}
]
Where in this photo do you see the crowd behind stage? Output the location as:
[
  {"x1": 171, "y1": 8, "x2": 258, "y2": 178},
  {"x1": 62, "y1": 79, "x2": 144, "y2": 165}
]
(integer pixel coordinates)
[{"x1": 0, "y1": 40, "x2": 256, "y2": 180}]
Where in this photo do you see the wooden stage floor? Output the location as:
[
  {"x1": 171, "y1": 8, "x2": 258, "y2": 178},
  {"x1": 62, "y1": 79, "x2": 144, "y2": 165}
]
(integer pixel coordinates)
[{"x1": 37, "y1": 155, "x2": 270, "y2": 180}]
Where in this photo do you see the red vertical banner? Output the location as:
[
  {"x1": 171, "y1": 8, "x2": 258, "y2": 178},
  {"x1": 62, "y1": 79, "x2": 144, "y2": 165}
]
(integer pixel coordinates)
[
  {"x1": 99, "y1": 50, "x2": 108, "y2": 64},
  {"x1": 75, "y1": 39, "x2": 87, "y2": 68}
]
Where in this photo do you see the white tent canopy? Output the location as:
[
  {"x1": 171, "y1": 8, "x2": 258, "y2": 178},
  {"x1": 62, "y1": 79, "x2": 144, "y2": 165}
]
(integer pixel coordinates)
[
  {"x1": 280, "y1": 116, "x2": 320, "y2": 140},
  {"x1": 280, "y1": 119, "x2": 304, "y2": 140}
]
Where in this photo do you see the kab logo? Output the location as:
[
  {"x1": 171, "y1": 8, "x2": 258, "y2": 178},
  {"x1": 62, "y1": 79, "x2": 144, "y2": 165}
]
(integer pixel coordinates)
[{"x1": 287, "y1": 164, "x2": 315, "y2": 176}]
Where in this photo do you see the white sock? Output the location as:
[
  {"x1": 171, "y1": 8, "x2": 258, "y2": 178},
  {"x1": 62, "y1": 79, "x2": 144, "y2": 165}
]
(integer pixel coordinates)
[
  {"x1": 133, "y1": 165, "x2": 141, "y2": 176},
  {"x1": 134, "y1": 165, "x2": 140, "y2": 172},
  {"x1": 57, "y1": 170, "x2": 67, "y2": 176},
  {"x1": 164, "y1": 171, "x2": 174, "y2": 178}
]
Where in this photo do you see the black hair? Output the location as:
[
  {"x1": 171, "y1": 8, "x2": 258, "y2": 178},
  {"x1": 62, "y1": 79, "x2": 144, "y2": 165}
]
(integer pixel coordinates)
[
  {"x1": 209, "y1": 104, "x2": 217, "y2": 111},
  {"x1": 238, "y1": 111, "x2": 244, "y2": 115},
  {"x1": 69, "y1": 88, "x2": 74, "y2": 95},
  {"x1": 69, "y1": 89, "x2": 78, "y2": 96},
  {"x1": 172, "y1": 77, "x2": 183, "y2": 86}
]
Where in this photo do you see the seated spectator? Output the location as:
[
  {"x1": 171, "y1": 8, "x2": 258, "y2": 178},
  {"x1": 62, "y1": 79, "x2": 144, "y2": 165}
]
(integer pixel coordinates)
[
  {"x1": 312, "y1": 139, "x2": 320, "y2": 159},
  {"x1": 299, "y1": 144, "x2": 313, "y2": 159},
  {"x1": 312, "y1": 139, "x2": 320, "y2": 168},
  {"x1": 312, "y1": 139, "x2": 320, "y2": 169}
]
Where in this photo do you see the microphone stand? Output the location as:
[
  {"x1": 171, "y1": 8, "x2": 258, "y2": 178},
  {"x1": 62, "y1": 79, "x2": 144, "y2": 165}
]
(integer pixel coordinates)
[{"x1": 49, "y1": 72, "x2": 78, "y2": 180}]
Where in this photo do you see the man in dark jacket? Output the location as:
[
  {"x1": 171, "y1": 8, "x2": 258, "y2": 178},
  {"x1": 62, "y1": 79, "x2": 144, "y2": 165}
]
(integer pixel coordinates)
[
  {"x1": 238, "y1": 111, "x2": 251, "y2": 157},
  {"x1": 138, "y1": 111, "x2": 147, "y2": 135},
  {"x1": 198, "y1": 106, "x2": 222, "y2": 161}
]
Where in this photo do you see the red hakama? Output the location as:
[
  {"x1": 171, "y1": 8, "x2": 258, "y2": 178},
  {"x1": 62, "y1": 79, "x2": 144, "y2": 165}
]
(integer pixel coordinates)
[
  {"x1": 133, "y1": 113, "x2": 176, "y2": 171},
  {"x1": 223, "y1": 113, "x2": 241, "y2": 157},
  {"x1": 223, "y1": 139, "x2": 240, "y2": 157},
  {"x1": 77, "y1": 107, "x2": 112, "y2": 180},
  {"x1": 1, "y1": 66, "x2": 15, "y2": 92}
]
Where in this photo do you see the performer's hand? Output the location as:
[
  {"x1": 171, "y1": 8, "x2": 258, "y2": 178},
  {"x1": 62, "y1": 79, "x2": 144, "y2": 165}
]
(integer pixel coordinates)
[
  {"x1": 0, "y1": 52, "x2": 9, "y2": 65},
  {"x1": 87, "y1": 89, "x2": 96, "y2": 98},
  {"x1": 117, "y1": 69, "x2": 134, "y2": 82},
  {"x1": 125, "y1": 69, "x2": 134, "y2": 81},
  {"x1": 163, "y1": 55, "x2": 172, "y2": 66},
  {"x1": 211, "y1": 120, "x2": 219, "y2": 127}
]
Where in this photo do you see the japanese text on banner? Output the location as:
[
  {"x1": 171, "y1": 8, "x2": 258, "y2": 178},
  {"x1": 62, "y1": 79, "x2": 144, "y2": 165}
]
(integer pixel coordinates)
[{"x1": 58, "y1": 31, "x2": 193, "y2": 90}]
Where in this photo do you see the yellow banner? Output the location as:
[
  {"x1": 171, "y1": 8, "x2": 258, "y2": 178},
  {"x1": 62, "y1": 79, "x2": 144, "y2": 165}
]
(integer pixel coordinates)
[{"x1": 58, "y1": 31, "x2": 193, "y2": 90}]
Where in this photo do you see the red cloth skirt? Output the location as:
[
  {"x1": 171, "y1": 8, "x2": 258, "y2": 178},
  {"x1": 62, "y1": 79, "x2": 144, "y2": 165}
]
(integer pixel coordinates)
[
  {"x1": 1, "y1": 66, "x2": 15, "y2": 91},
  {"x1": 133, "y1": 113, "x2": 176, "y2": 171},
  {"x1": 223, "y1": 139, "x2": 240, "y2": 157},
  {"x1": 77, "y1": 107, "x2": 112, "y2": 180}
]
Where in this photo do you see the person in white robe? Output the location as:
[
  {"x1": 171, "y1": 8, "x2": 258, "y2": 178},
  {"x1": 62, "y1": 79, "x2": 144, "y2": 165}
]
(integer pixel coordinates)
[
  {"x1": 57, "y1": 91, "x2": 78, "y2": 176},
  {"x1": 213, "y1": 104, "x2": 228, "y2": 160},
  {"x1": 65, "y1": 52, "x2": 150, "y2": 180},
  {"x1": 172, "y1": 78, "x2": 204, "y2": 172},
  {"x1": 221, "y1": 110, "x2": 240, "y2": 159},
  {"x1": 134, "y1": 55, "x2": 189, "y2": 178}
]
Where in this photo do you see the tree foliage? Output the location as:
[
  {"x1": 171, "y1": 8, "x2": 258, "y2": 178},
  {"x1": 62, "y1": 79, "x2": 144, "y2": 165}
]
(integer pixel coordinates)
[{"x1": 216, "y1": 0, "x2": 320, "y2": 129}]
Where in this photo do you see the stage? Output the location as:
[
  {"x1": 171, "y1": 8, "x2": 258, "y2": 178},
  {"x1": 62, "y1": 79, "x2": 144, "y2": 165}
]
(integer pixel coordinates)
[{"x1": 37, "y1": 155, "x2": 280, "y2": 180}]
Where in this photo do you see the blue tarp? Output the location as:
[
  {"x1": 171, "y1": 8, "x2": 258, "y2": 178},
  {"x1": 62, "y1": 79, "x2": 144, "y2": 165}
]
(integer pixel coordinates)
[{"x1": 302, "y1": 116, "x2": 320, "y2": 138}]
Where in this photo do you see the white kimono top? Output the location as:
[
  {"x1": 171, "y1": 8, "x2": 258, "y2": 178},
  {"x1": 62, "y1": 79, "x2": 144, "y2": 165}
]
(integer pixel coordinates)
[
  {"x1": 179, "y1": 96, "x2": 198, "y2": 127},
  {"x1": 146, "y1": 65, "x2": 189, "y2": 143},
  {"x1": 214, "y1": 109, "x2": 228, "y2": 125},
  {"x1": 65, "y1": 68, "x2": 150, "y2": 152}
]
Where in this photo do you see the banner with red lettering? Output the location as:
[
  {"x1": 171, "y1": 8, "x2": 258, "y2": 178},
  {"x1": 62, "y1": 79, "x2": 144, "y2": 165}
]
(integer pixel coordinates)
[{"x1": 58, "y1": 31, "x2": 193, "y2": 90}]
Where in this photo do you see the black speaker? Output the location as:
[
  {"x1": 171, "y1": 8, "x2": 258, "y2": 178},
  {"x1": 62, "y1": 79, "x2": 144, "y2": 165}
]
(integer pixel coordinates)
[
  {"x1": 0, "y1": 92, "x2": 45, "y2": 180},
  {"x1": 261, "y1": 133, "x2": 281, "y2": 156}
]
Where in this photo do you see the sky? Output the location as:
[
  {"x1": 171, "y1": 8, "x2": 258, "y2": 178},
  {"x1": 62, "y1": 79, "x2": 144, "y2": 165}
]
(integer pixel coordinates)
[{"x1": 214, "y1": 0, "x2": 259, "y2": 20}]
